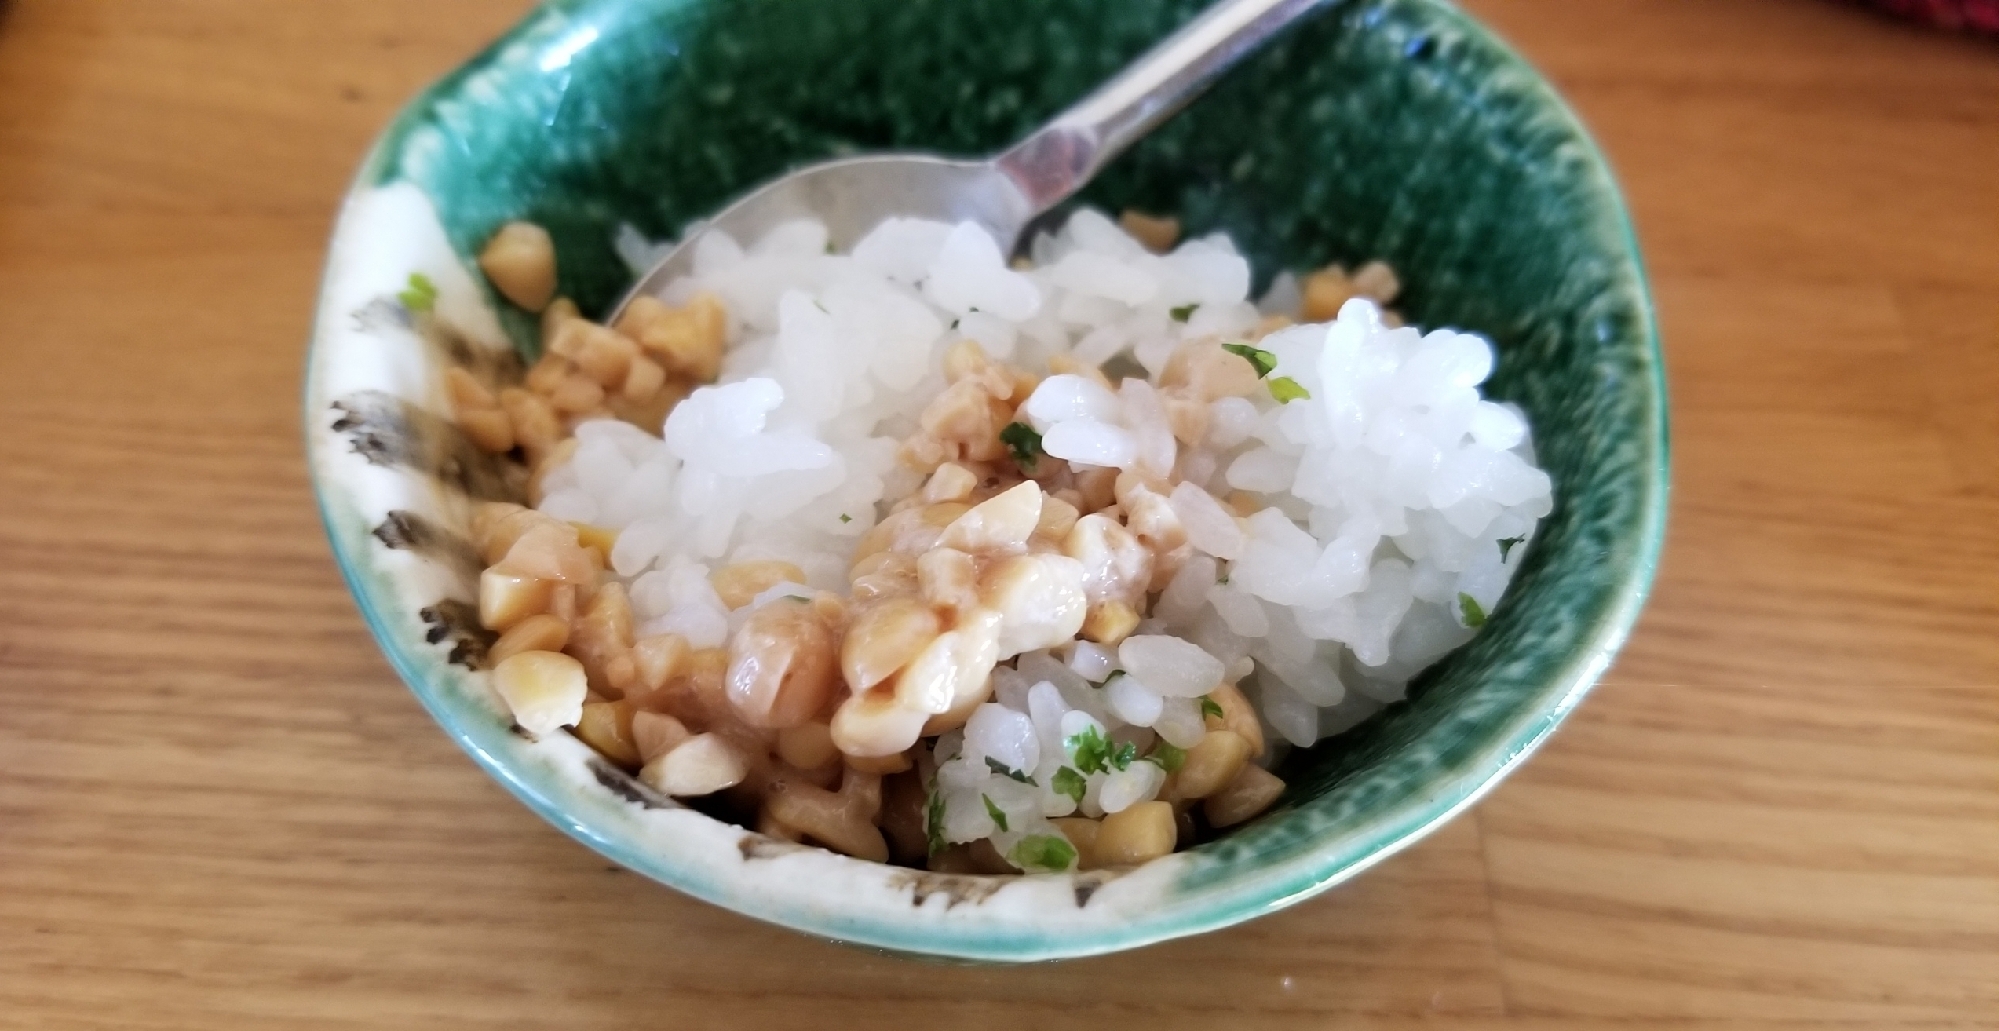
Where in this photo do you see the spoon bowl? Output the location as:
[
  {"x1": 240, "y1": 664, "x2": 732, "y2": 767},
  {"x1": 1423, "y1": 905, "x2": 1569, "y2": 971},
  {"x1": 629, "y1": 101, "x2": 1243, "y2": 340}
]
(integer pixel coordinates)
[
  {"x1": 612, "y1": 0, "x2": 1326, "y2": 320},
  {"x1": 615, "y1": 155, "x2": 1028, "y2": 306}
]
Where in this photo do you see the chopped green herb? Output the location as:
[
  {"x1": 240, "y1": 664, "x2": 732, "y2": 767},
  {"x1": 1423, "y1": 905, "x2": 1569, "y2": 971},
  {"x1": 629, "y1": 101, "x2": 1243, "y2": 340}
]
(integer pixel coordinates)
[
  {"x1": 1007, "y1": 834, "x2": 1077, "y2": 874},
  {"x1": 950, "y1": 318, "x2": 960, "y2": 329},
  {"x1": 1458, "y1": 592, "x2": 1488, "y2": 628},
  {"x1": 925, "y1": 787, "x2": 947, "y2": 856},
  {"x1": 1067, "y1": 724, "x2": 1113, "y2": 774},
  {"x1": 1497, "y1": 536, "x2": 1526, "y2": 561},
  {"x1": 839, "y1": 513, "x2": 853, "y2": 524},
  {"x1": 1268, "y1": 376, "x2": 1311, "y2": 403},
  {"x1": 825, "y1": 240, "x2": 836, "y2": 254},
  {"x1": 1067, "y1": 727, "x2": 1137, "y2": 774},
  {"x1": 982, "y1": 795, "x2": 1009, "y2": 832},
  {"x1": 1200, "y1": 695, "x2": 1225, "y2": 720},
  {"x1": 1222, "y1": 341, "x2": 1278, "y2": 378},
  {"x1": 1052, "y1": 766, "x2": 1086, "y2": 805},
  {"x1": 1148, "y1": 740, "x2": 1187, "y2": 773},
  {"x1": 398, "y1": 272, "x2": 438, "y2": 314},
  {"x1": 985, "y1": 757, "x2": 1035, "y2": 785},
  {"x1": 785, "y1": 595, "x2": 811, "y2": 604},
  {"x1": 1169, "y1": 303, "x2": 1199, "y2": 322},
  {"x1": 1216, "y1": 573, "x2": 1230, "y2": 586},
  {"x1": 999, "y1": 421, "x2": 1043, "y2": 472}
]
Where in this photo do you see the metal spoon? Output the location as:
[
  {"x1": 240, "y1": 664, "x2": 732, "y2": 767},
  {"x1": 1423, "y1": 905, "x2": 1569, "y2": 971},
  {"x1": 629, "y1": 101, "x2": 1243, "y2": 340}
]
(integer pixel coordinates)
[{"x1": 611, "y1": 0, "x2": 1328, "y2": 319}]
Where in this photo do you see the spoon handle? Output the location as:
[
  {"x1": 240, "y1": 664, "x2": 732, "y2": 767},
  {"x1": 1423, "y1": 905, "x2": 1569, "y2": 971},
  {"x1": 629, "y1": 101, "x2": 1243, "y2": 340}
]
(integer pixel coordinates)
[{"x1": 995, "y1": 0, "x2": 1330, "y2": 212}]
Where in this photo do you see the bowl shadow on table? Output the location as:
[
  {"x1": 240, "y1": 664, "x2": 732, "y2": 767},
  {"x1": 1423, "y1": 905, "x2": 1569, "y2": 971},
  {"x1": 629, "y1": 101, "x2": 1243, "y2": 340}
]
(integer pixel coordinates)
[{"x1": 500, "y1": 809, "x2": 1504, "y2": 1021}]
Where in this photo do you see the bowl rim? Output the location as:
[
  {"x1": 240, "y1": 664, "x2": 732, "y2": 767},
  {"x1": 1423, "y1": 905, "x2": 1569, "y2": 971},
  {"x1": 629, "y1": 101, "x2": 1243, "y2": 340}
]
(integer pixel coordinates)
[{"x1": 304, "y1": 0, "x2": 1668, "y2": 961}]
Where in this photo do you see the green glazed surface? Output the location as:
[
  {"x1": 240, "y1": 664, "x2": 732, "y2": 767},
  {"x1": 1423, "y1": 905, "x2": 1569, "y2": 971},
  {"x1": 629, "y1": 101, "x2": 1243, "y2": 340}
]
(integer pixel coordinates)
[{"x1": 317, "y1": 0, "x2": 1667, "y2": 958}]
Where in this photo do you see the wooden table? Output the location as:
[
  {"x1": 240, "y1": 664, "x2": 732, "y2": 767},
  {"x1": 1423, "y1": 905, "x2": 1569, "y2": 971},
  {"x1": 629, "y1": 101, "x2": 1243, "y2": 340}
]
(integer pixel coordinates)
[{"x1": 2, "y1": 1, "x2": 1994, "y2": 1026}]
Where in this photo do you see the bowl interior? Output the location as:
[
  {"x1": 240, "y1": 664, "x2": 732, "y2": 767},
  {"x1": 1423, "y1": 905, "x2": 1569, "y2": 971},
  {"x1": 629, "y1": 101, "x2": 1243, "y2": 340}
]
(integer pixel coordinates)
[{"x1": 319, "y1": 0, "x2": 1665, "y2": 956}]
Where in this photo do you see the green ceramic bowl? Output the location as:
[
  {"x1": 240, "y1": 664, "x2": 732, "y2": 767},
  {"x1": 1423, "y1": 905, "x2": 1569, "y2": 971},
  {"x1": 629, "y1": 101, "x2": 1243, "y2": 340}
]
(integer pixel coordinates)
[{"x1": 306, "y1": 0, "x2": 1666, "y2": 961}]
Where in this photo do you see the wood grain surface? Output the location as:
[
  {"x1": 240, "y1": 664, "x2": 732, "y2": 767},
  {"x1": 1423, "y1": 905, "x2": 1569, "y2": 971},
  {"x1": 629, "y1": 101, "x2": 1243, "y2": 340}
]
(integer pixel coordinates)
[{"x1": 1, "y1": 1, "x2": 1994, "y2": 1027}]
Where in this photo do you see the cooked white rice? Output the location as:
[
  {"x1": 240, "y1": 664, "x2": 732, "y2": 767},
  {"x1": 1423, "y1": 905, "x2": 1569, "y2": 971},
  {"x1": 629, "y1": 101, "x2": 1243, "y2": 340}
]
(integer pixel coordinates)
[{"x1": 540, "y1": 209, "x2": 1550, "y2": 860}]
